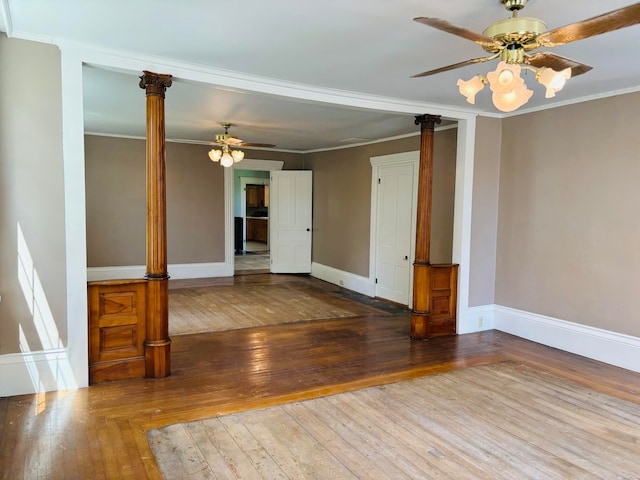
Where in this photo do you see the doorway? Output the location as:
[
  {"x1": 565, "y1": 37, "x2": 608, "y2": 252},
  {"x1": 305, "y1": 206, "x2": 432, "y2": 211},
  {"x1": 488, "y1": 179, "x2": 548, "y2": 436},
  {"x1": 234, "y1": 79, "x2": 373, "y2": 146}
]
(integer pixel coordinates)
[{"x1": 235, "y1": 171, "x2": 271, "y2": 274}]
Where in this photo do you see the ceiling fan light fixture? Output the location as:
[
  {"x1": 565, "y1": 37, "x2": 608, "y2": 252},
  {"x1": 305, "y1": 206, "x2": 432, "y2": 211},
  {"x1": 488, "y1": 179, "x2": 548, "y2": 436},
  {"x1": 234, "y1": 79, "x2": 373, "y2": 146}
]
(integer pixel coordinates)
[
  {"x1": 457, "y1": 75, "x2": 487, "y2": 104},
  {"x1": 232, "y1": 149, "x2": 245, "y2": 163},
  {"x1": 487, "y1": 61, "x2": 525, "y2": 94},
  {"x1": 491, "y1": 83, "x2": 533, "y2": 112},
  {"x1": 220, "y1": 151, "x2": 234, "y2": 168},
  {"x1": 208, "y1": 148, "x2": 222, "y2": 162},
  {"x1": 537, "y1": 66, "x2": 571, "y2": 98}
]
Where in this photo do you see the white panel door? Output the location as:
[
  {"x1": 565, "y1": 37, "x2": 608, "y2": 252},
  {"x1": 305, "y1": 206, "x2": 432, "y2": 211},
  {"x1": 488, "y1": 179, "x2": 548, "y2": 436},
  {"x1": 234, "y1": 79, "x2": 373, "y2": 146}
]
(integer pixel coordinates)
[
  {"x1": 270, "y1": 171, "x2": 313, "y2": 273},
  {"x1": 375, "y1": 163, "x2": 415, "y2": 304}
]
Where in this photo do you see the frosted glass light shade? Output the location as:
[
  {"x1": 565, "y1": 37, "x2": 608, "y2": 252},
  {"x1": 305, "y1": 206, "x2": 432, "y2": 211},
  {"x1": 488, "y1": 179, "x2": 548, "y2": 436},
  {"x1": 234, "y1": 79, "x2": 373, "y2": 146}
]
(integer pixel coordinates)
[
  {"x1": 208, "y1": 149, "x2": 222, "y2": 162},
  {"x1": 487, "y1": 62, "x2": 525, "y2": 94},
  {"x1": 537, "y1": 67, "x2": 571, "y2": 98},
  {"x1": 232, "y1": 150, "x2": 245, "y2": 162},
  {"x1": 492, "y1": 83, "x2": 533, "y2": 112},
  {"x1": 221, "y1": 152, "x2": 234, "y2": 167},
  {"x1": 457, "y1": 76, "x2": 486, "y2": 104}
]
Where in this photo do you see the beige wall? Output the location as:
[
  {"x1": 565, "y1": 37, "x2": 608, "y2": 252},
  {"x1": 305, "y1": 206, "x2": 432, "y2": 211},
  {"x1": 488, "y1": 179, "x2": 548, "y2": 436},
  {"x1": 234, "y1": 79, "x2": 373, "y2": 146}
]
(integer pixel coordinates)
[
  {"x1": 0, "y1": 36, "x2": 67, "y2": 355},
  {"x1": 495, "y1": 92, "x2": 640, "y2": 337},
  {"x1": 85, "y1": 136, "x2": 304, "y2": 266},
  {"x1": 305, "y1": 129, "x2": 457, "y2": 277},
  {"x1": 86, "y1": 136, "x2": 226, "y2": 265},
  {"x1": 86, "y1": 129, "x2": 458, "y2": 277},
  {"x1": 468, "y1": 117, "x2": 502, "y2": 307},
  {"x1": 431, "y1": 127, "x2": 458, "y2": 264}
]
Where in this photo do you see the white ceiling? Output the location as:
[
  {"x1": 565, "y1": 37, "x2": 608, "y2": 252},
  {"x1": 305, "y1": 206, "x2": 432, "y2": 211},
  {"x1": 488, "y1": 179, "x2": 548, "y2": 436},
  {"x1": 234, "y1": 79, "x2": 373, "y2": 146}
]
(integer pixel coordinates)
[{"x1": 3, "y1": 0, "x2": 640, "y2": 151}]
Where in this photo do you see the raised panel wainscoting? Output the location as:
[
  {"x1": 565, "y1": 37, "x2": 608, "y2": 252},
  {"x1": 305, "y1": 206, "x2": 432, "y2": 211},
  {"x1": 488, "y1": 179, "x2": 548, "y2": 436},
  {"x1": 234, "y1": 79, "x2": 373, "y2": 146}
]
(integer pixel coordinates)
[{"x1": 88, "y1": 279, "x2": 147, "y2": 383}]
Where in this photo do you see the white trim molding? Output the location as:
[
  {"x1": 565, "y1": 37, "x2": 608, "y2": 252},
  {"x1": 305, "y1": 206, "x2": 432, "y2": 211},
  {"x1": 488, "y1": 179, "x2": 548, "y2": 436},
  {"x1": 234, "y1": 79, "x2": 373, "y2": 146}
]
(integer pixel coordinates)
[
  {"x1": 87, "y1": 262, "x2": 231, "y2": 282},
  {"x1": 494, "y1": 305, "x2": 640, "y2": 373},
  {"x1": 0, "y1": 349, "x2": 77, "y2": 397},
  {"x1": 311, "y1": 262, "x2": 374, "y2": 297},
  {"x1": 458, "y1": 304, "x2": 495, "y2": 334},
  {"x1": 235, "y1": 159, "x2": 284, "y2": 171}
]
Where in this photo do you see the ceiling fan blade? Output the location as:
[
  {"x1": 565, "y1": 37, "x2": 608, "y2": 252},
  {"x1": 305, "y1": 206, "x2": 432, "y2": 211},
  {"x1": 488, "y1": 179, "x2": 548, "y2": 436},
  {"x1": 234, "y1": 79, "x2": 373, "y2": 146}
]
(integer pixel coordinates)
[
  {"x1": 414, "y1": 17, "x2": 502, "y2": 50},
  {"x1": 537, "y1": 3, "x2": 640, "y2": 47},
  {"x1": 412, "y1": 55, "x2": 498, "y2": 78},
  {"x1": 525, "y1": 52, "x2": 593, "y2": 77},
  {"x1": 238, "y1": 142, "x2": 276, "y2": 148}
]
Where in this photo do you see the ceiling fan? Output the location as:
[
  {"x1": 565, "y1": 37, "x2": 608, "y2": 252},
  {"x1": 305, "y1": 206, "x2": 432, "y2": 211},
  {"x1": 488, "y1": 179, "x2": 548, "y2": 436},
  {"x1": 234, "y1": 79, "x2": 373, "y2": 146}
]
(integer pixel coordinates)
[
  {"x1": 208, "y1": 122, "x2": 276, "y2": 167},
  {"x1": 412, "y1": 0, "x2": 640, "y2": 111}
]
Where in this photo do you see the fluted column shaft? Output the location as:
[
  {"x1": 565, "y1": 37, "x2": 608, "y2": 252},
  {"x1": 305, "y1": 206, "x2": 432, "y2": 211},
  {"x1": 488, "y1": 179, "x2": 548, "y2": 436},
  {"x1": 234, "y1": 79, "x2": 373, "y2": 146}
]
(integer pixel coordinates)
[
  {"x1": 139, "y1": 71, "x2": 172, "y2": 378},
  {"x1": 411, "y1": 114, "x2": 441, "y2": 339}
]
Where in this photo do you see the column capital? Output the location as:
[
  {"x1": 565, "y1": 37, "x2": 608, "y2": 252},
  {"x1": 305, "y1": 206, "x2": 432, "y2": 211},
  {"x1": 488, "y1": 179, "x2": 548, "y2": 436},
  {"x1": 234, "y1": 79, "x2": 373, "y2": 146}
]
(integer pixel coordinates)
[
  {"x1": 139, "y1": 70, "x2": 173, "y2": 97},
  {"x1": 414, "y1": 114, "x2": 442, "y2": 131}
]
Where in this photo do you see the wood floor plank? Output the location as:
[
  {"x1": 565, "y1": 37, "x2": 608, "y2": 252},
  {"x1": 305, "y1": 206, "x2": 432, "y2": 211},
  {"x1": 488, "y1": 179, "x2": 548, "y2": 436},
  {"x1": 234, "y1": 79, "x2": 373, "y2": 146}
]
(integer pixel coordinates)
[
  {"x1": 208, "y1": 417, "x2": 284, "y2": 479},
  {"x1": 183, "y1": 420, "x2": 254, "y2": 480},
  {"x1": 149, "y1": 362, "x2": 640, "y2": 479},
  {"x1": 454, "y1": 365, "x2": 640, "y2": 476},
  {"x1": 242, "y1": 407, "x2": 357, "y2": 479},
  {"x1": 2, "y1": 274, "x2": 640, "y2": 479},
  {"x1": 289, "y1": 397, "x2": 413, "y2": 480},
  {"x1": 334, "y1": 389, "x2": 488, "y2": 478}
]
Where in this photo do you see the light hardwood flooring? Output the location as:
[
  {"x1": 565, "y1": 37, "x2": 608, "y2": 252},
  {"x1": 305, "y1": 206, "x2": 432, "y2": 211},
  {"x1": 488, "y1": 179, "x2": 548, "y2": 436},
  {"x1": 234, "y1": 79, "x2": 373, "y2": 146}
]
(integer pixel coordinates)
[
  {"x1": 233, "y1": 254, "x2": 269, "y2": 273},
  {"x1": 167, "y1": 279, "x2": 389, "y2": 335},
  {"x1": 149, "y1": 362, "x2": 640, "y2": 479},
  {"x1": 1, "y1": 274, "x2": 639, "y2": 479}
]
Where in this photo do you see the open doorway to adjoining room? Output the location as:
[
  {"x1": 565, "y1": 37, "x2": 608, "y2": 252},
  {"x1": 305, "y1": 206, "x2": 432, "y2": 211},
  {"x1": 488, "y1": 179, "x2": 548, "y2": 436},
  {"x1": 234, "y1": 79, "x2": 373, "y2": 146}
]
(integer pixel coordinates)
[{"x1": 234, "y1": 169, "x2": 270, "y2": 274}]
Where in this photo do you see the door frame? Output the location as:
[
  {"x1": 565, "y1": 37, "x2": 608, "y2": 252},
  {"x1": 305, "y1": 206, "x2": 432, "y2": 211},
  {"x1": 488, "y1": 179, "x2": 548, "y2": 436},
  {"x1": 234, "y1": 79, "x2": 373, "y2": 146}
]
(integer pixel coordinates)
[
  {"x1": 240, "y1": 176, "x2": 270, "y2": 250},
  {"x1": 369, "y1": 151, "x2": 420, "y2": 307},
  {"x1": 225, "y1": 159, "x2": 283, "y2": 274}
]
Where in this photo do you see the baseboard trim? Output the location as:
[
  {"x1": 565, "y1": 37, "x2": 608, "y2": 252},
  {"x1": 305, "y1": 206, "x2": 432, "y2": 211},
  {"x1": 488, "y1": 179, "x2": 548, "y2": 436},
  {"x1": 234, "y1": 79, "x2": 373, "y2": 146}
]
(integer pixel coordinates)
[
  {"x1": 457, "y1": 304, "x2": 495, "y2": 334},
  {"x1": 494, "y1": 305, "x2": 640, "y2": 373},
  {"x1": 311, "y1": 262, "x2": 374, "y2": 297},
  {"x1": 87, "y1": 262, "x2": 232, "y2": 282},
  {"x1": 0, "y1": 349, "x2": 78, "y2": 396}
]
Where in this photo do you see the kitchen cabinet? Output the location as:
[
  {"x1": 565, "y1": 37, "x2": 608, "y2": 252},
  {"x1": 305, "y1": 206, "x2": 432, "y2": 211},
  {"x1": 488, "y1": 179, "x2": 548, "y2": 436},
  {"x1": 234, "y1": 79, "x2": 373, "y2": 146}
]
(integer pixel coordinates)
[
  {"x1": 246, "y1": 184, "x2": 266, "y2": 207},
  {"x1": 246, "y1": 218, "x2": 268, "y2": 243}
]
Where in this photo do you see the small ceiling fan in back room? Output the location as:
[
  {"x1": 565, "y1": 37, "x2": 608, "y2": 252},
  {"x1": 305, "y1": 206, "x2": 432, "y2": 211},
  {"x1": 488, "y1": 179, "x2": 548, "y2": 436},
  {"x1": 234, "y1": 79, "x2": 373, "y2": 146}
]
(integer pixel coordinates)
[
  {"x1": 208, "y1": 123, "x2": 276, "y2": 167},
  {"x1": 412, "y1": 0, "x2": 640, "y2": 111}
]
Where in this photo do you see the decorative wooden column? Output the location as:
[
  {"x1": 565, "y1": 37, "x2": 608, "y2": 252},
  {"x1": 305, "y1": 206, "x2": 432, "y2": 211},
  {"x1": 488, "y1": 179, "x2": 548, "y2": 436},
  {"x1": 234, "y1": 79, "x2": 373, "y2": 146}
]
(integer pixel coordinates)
[
  {"x1": 411, "y1": 114, "x2": 458, "y2": 339},
  {"x1": 139, "y1": 71, "x2": 173, "y2": 378}
]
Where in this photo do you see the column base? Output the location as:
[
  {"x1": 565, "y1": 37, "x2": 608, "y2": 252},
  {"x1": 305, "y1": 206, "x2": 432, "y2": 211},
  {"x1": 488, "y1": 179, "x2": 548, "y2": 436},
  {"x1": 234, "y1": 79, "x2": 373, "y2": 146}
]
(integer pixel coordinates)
[
  {"x1": 411, "y1": 311, "x2": 456, "y2": 339},
  {"x1": 145, "y1": 339, "x2": 171, "y2": 378}
]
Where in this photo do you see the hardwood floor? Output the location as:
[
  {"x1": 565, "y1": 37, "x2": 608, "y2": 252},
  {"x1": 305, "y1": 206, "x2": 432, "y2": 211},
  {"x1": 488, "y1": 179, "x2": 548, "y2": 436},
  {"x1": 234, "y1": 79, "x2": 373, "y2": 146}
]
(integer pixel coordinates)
[{"x1": 1, "y1": 274, "x2": 639, "y2": 479}]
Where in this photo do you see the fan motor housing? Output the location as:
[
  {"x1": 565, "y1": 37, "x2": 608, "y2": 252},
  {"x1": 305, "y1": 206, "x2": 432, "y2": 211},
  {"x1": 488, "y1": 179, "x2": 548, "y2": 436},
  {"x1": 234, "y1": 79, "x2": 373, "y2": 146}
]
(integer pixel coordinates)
[
  {"x1": 483, "y1": 17, "x2": 547, "y2": 50},
  {"x1": 215, "y1": 133, "x2": 236, "y2": 142}
]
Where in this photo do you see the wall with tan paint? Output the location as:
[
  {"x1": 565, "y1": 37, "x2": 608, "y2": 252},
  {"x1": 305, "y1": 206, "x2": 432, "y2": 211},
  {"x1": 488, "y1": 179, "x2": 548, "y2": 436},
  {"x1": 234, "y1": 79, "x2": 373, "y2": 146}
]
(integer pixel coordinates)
[
  {"x1": 468, "y1": 117, "x2": 501, "y2": 307},
  {"x1": 85, "y1": 135, "x2": 304, "y2": 267},
  {"x1": 495, "y1": 92, "x2": 640, "y2": 337},
  {"x1": 305, "y1": 128, "x2": 457, "y2": 277}
]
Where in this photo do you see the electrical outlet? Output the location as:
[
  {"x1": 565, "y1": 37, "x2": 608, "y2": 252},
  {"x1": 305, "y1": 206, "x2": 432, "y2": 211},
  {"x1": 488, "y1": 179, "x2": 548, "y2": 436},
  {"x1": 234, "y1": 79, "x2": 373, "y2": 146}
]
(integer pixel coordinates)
[{"x1": 478, "y1": 316, "x2": 484, "y2": 328}]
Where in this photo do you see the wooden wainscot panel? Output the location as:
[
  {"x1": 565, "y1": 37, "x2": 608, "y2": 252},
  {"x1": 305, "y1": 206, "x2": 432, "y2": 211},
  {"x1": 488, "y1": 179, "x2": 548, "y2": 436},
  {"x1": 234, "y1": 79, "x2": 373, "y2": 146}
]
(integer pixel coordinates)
[
  {"x1": 88, "y1": 279, "x2": 147, "y2": 384},
  {"x1": 428, "y1": 264, "x2": 459, "y2": 336}
]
